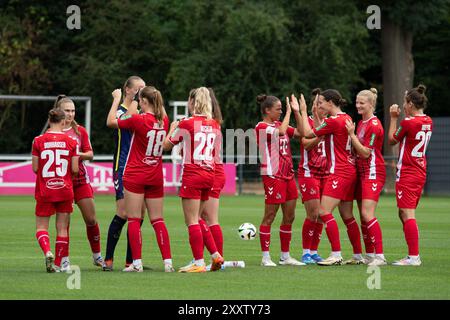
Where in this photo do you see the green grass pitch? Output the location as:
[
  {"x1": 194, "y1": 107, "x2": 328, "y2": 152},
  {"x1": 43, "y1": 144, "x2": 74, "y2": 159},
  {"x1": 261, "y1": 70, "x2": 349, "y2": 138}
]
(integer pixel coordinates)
[{"x1": 0, "y1": 194, "x2": 449, "y2": 300}]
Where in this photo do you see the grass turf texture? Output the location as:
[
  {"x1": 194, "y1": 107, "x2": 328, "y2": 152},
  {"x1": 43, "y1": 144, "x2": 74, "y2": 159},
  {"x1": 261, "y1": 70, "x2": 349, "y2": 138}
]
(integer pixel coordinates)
[{"x1": 0, "y1": 195, "x2": 449, "y2": 300}]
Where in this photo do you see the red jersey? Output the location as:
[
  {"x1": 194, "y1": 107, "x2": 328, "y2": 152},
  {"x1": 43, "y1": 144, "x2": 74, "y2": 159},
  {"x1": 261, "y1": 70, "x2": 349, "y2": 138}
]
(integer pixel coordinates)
[
  {"x1": 355, "y1": 116, "x2": 385, "y2": 180},
  {"x1": 117, "y1": 113, "x2": 169, "y2": 185},
  {"x1": 32, "y1": 131, "x2": 78, "y2": 202},
  {"x1": 298, "y1": 117, "x2": 328, "y2": 178},
  {"x1": 313, "y1": 112, "x2": 356, "y2": 177},
  {"x1": 393, "y1": 115, "x2": 433, "y2": 182},
  {"x1": 169, "y1": 115, "x2": 221, "y2": 173},
  {"x1": 255, "y1": 121, "x2": 295, "y2": 180},
  {"x1": 63, "y1": 125, "x2": 92, "y2": 186}
]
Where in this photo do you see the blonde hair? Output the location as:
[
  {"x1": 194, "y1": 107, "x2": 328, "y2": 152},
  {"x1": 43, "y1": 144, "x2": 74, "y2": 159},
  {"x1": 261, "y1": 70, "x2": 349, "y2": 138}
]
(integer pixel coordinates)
[
  {"x1": 123, "y1": 76, "x2": 143, "y2": 100},
  {"x1": 190, "y1": 87, "x2": 212, "y2": 119},
  {"x1": 140, "y1": 86, "x2": 166, "y2": 125},
  {"x1": 357, "y1": 88, "x2": 378, "y2": 110},
  {"x1": 53, "y1": 94, "x2": 79, "y2": 135}
]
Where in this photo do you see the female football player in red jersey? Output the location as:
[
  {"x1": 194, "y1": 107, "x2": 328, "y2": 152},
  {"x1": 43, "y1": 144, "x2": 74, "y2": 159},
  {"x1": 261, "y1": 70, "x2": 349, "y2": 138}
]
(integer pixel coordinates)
[
  {"x1": 294, "y1": 90, "x2": 328, "y2": 264},
  {"x1": 163, "y1": 87, "x2": 224, "y2": 273},
  {"x1": 54, "y1": 96, "x2": 104, "y2": 268},
  {"x1": 32, "y1": 109, "x2": 79, "y2": 272},
  {"x1": 199, "y1": 88, "x2": 226, "y2": 270},
  {"x1": 388, "y1": 84, "x2": 432, "y2": 266},
  {"x1": 104, "y1": 75, "x2": 146, "y2": 271},
  {"x1": 255, "y1": 93, "x2": 304, "y2": 267},
  {"x1": 345, "y1": 88, "x2": 386, "y2": 266},
  {"x1": 107, "y1": 86, "x2": 174, "y2": 272},
  {"x1": 300, "y1": 89, "x2": 362, "y2": 266}
]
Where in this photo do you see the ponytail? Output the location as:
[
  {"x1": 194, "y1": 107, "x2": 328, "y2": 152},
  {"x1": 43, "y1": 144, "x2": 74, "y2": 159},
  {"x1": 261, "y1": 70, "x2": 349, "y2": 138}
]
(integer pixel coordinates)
[
  {"x1": 140, "y1": 86, "x2": 166, "y2": 125},
  {"x1": 208, "y1": 87, "x2": 223, "y2": 124}
]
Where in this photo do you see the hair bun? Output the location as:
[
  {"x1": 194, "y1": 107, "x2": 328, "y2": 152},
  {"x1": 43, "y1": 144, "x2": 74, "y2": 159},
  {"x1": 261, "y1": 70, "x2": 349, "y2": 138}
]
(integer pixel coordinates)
[
  {"x1": 311, "y1": 88, "x2": 321, "y2": 96},
  {"x1": 339, "y1": 98, "x2": 347, "y2": 108},
  {"x1": 417, "y1": 84, "x2": 427, "y2": 94},
  {"x1": 256, "y1": 94, "x2": 267, "y2": 104},
  {"x1": 370, "y1": 88, "x2": 378, "y2": 95}
]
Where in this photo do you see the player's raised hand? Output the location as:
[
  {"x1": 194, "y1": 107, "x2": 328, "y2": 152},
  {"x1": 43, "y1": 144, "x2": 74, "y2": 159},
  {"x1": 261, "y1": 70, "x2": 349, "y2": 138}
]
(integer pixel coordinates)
[
  {"x1": 390, "y1": 104, "x2": 400, "y2": 118},
  {"x1": 285, "y1": 97, "x2": 292, "y2": 113},
  {"x1": 290, "y1": 94, "x2": 300, "y2": 113},
  {"x1": 112, "y1": 89, "x2": 122, "y2": 101},
  {"x1": 345, "y1": 119, "x2": 355, "y2": 136},
  {"x1": 299, "y1": 94, "x2": 307, "y2": 114}
]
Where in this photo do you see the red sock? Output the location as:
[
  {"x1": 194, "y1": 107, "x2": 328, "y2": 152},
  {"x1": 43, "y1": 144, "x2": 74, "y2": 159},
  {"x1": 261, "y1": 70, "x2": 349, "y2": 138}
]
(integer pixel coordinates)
[
  {"x1": 36, "y1": 230, "x2": 51, "y2": 255},
  {"x1": 403, "y1": 219, "x2": 419, "y2": 256},
  {"x1": 198, "y1": 219, "x2": 218, "y2": 255},
  {"x1": 361, "y1": 222, "x2": 375, "y2": 254},
  {"x1": 310, "y1": 221, "x2": 323, "y2": 251},
  {"x1": 55, "y1": 236, "x2": 69, "y2": 267},
  {"x1": 259, "y1": 225, "x2": 271, "y2": 253},
  {"x1": 128, "y1": 218, "x2": 143, "y2": 260},
  {"x1": 344, "y1": 217, "x2": 362, "y2": 255},
  {"x1": 280, "y1": 224, "x2": 292, "y2": 253},
  {"x1": 367, "y1": 218, "x2": 383, "y2": 254},
  {"x1": 151, "y1": 218, "x2": 172, "y2": 260},
  {"x1": 86, "y1": 223, "x2": 101, "y2": 254},
  {"x1": 320, "y1": 213, "x2": 341, "y2": 252},
  {"x1": 209, "y1": 224, "x2": 223, "y2": 257},
  {"x1": 302, "y1": 219, "x2": 315, "y2": 250},
  {"x1": 188, "y1": 224, "x2": 204, "y2": 260}
]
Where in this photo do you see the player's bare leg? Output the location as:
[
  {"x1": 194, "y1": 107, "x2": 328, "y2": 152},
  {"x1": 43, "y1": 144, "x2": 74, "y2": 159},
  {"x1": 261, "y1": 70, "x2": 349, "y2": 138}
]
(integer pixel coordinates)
[
  {"x1": 146, "y1": 197, "x2": 174, "y2": 272},
  {"x1": 317, "y1": 196, "x2": 343, "y2": 265},
  {"x1": 278, "y1": 200, "x2": 305, "y2": 266},
  {"x1": 77, "y1": 197, "x2": 103, "y2": 266},
  {"x1": 259, "y1": 204, "x2": 279, "y2": 267},
  {"x1": 393, "y1": 208, "x2": 421, "y2": 266}
]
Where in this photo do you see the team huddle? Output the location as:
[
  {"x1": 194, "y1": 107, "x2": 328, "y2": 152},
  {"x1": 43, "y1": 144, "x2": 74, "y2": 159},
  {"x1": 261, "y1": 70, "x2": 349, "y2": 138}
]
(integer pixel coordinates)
[{"x1": 31, "y1": 76, "x2": 432, "y2": 273}]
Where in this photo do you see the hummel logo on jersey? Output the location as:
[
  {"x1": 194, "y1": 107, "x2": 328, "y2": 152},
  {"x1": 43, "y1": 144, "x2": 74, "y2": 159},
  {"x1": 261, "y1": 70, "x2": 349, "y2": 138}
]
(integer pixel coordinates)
[
  {"x1": 308, "y1": 230, "x2": 314, "y2": 237},
  {"x1": 315, "y1": 122, "x2": 327, "y2": 131},
  {"x1": 372, "y1": 183, "x2": 377, "y2": 191},
  {"x1": 265, "y1": 241, "x2": 270, "y2": 248},
  {"x1": 398, "y1": 190, "x2": 403, "y2": 199},
  {"x1": 268, "y1": 186, "x2": 274, "y2": 195},
  {"x1": 332, "y1": 180, "x2": 338, "y2": 189},
  {"x1": 301, "y1": 184, "x2": 306, "y2": 192},
  {"x1": 120, "y1": 114, "x2": 132, "y2": 120}
]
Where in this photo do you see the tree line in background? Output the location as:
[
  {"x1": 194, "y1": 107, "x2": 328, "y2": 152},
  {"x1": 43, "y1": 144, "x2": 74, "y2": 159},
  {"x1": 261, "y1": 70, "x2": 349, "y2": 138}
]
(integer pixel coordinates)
[{"x1": 0, "y1": 0, "x2": 448, "y2": 155}]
